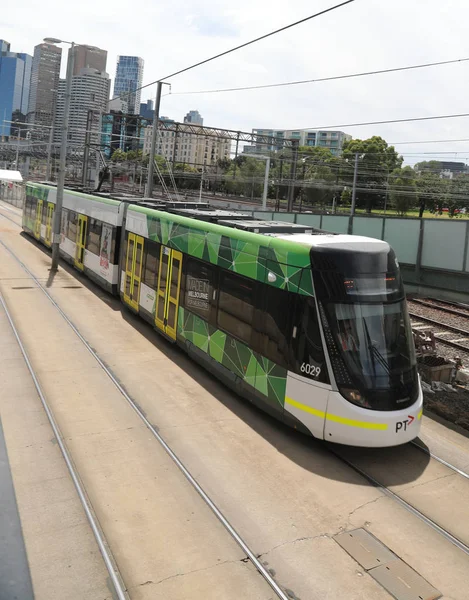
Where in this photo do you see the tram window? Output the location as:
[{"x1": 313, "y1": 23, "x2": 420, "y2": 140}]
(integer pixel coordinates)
[
  {"x1": 143, "y1": 241, "x2": 160, "y2": 288},
  {"x1": 217, "y1": 272, "x2": 254, "y2": 344},
  {"x1": 184, "y1": 258, "x2": 215, "y2": 321},
  {"x1": 262, "y1": 286, "x2": 294, "y2": 369},
  {"x1": 41, "y1": 204, "x2": 48, "y2": 225},
  {"x1": 290, "y1": 296, "x2": 330, "y2": 384},
  {"x1": 67, "y1": 211, "x2": 77, "y2": 241},
  {"x1": 87, "y1": 219, "x2": 102, "y2": 255},
  {"x1": 110, "y1": 227, "x2": 117, "y2": 263}
]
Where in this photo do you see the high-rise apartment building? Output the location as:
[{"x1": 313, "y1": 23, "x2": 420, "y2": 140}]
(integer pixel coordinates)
[
  {"x1": 249, "y1": 128, "x2": 352, "y2": 156},
  {"x1": 53, "y1": 67, "x2": 110, "y2": 149},
  {"x1": 143, "y1": 121, "x2": 230, "y2": 167},
  {"x1": 28, "y1": 42, "x2": 62, "y2": 131},
  {"x1": 73, "y1": 45, "x2": 107, "y2": 76},
  {"x1": 184, "y1": 110, "x2": 203, "y2": 125},
  {"x1": 112, "y1": 56, "x2": 144, "y2": 114},
  {"x1": 0, "y1": 40, "x2": 32, "y2": 138}
]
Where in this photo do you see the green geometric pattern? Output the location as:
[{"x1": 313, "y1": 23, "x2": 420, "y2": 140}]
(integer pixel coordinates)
[
  {"x1": 178, "y1": 307, "x2": 287, "y2": 409},
  {"x1": 141, "y1": 206, "x2": 314, "y2": 296},
  {"x1": 26, "y1": 183, "x2": 49, "y2": 201}
]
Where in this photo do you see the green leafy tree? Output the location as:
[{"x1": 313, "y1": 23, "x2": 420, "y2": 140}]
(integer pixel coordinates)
[
  {"x1": 111, "y1": 149, "x2": 127, "y2": 162},
  {"x1": 446, "y1": 174, "x2": 469, "y2": 217},
  {"x1": 415, "y1": 171, "x2": 446, "y2": 217},
  {"x1": 389, "y1": 166, "x2": 417, "y2": 216},
  {"x1": 414, "y1": 160, "x2": 442, "y2": 172},
  {"x1": 342, "y1": 136, "x2": 403, "y2": 212}
]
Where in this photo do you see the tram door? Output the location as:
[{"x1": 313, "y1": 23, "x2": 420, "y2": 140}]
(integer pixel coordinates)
[
  {"x1": 44, "y1": 203, "x2": 54, "y2": 247},
  {"x1": 123, "y1": 233, "x2": 144, "y2": 311},
  {"x1": 155, "y1": 247, "x2": 182, "y2": 340},
  {"x1": 74, "y1": 214, "x2": 88, "y2": 270},
  {"x1": 34, "y1": 199, "x2": 43, "y2": 239}
]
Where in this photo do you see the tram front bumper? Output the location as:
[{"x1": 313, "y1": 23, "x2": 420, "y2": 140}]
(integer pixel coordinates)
[{"x1": 322, "y1": 388, "x2": 423, "y2": 448}]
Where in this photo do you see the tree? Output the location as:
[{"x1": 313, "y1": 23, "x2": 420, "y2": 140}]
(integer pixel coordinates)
[
  {"x1": 415, "y1": 171, "x2": 446, "y2": 217},
  {"x1": 341, "y1": 136, "x2": 403, "y2": 212},
  {"x1": 224, "y1": 157, "x2": 267, "y2": 198},
  {"x1": 389, "y1": 166, "x2": 417, "y2": 216},
  {"x1": 414, "y1": 160, "x2": 442, "y2": 173},
  {"x1": 446, "y1": 174, "x2": 469, "y2": 217},
  {"x1": 111, "y1": 149, "x2": 127, "y2": 162}
]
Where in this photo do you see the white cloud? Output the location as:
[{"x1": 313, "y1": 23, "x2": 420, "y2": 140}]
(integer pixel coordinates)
[{"x1": 6, "y1": 0, "x2": 469, "y2": 164}]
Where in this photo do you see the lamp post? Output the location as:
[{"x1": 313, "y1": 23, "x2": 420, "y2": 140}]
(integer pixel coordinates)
[
  {"x1": 250, "y1": 154, "x2": 271, "y2": 210},
  {"x1": 44, "y1": 38, "x2": 75, "y2": 271}
]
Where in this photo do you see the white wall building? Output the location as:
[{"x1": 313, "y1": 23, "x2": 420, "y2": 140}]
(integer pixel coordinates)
[
  {"x1": 54, "y1": 68, "x2": 110, "y2": 150},
  {"x1": 143, "y1": 123, "x2": 231, "y2": 167}
]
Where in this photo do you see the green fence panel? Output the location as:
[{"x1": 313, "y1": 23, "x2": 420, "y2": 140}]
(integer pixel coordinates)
[
  {"x1": 383, "y1": 219, "x2": 420, "y2": 264},
  {"x1": 422, "y1": 220, "x2": 466, "y2": 271},
  {"x1": 296, "y1": 214, "x2": 322, "y2": 228},
  {"x1": 322, "y1": 215, "x2": 349, "y2": 234},
  {"x1": 352, "y1": 217, "x2": 383, "y2": 240}
]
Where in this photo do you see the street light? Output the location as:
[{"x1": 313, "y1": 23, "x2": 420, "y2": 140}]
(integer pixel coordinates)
[
  {"x1": 44, "y1": 37, "x2": 75, "y2": 271},
  {"x1": 249, "y1": 154, "x2": 271, "y2": 210}
]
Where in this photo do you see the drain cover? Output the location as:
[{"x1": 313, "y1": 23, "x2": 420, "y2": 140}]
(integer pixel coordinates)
[
  {"x1": 370, "y1": 561, "x2": 441, "y2": 600},
  {"x1": 334, "y1": 529, "x2": 441, "y2": 600},
  {"x1": 334, "y1": 528, "x2": 396, "y2": 570}
]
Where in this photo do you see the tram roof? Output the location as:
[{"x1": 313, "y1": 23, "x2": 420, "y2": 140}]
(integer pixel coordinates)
[{"x1": 275, "y1": 233, "x2": 390, "y2": 253}]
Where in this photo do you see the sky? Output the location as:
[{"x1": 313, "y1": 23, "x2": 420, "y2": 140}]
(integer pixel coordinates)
[{"x1": 3, "y1": 0, "x2": 469, "y2": 165}]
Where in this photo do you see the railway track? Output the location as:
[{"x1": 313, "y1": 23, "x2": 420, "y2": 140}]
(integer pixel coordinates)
[
  {"x1": 409, "y1": 311, "x2": 469, "y2": 353},
  {"x1": 330, "y1": 444, "x2": 469, "y2": 558},
  {"x1": 0, "y1": 219, "x2": 290, "y2": 600},
  {"x1": 411, "y1": 298, "x2": 469, "y2": 319},
  {"x1": 2, "y1": 207, "x2": 469, "y2": 594}
]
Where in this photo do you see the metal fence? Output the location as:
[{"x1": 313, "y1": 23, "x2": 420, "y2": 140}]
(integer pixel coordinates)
[{"x1": 0, "y1": 182, "x2": 25, "y2": 209}]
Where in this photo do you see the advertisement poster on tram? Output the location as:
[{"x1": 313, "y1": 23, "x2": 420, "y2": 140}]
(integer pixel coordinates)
[
  {"x1": 186, "y1": 276, "x2": 210, "y2": 315},
  {"x1": 100, "y1": 224, "x2": 111, "y2": 273}
]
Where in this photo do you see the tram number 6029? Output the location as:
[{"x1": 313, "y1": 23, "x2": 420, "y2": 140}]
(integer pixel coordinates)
[{"x1": 300, "y1": 363, "x2": 321, "y2": 378}]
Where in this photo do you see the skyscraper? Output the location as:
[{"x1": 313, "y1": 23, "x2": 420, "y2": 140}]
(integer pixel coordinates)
[
  {"x1": 184, "y1": 110, "x2": 203, "y2": 125},
  {"x1": 53, "y1": 68, "x2": 110, "y2": 148},
  {"x1": 139, "y1": 99, "x2": 154, "y2": 120},
  {"x1": 0, "y1": 40, "x2": 32, "y2": 138},
  {"x1": 73, "y1": 45, "x2": 107, "y2": 76},
  {"x1": 28, "y1": 42, "x2": 62, "y2": 131},
  {"x1": 113, "y1": 56, "x2": 144, "y2": 114}
]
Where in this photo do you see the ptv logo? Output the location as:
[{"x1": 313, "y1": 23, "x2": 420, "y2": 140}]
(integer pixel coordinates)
[{"x1": 395, "y1": 415, "x2": 415, "y2": 433}]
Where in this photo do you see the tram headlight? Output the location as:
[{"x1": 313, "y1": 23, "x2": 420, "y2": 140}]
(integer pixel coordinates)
[{"x1": 340, "y1": 388, "x2": 371, "y2": 408}]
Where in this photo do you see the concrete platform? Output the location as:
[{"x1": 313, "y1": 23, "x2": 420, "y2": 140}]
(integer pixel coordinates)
[{"x1": 1, "y1": 201, "x2": 469, "y2": 599}]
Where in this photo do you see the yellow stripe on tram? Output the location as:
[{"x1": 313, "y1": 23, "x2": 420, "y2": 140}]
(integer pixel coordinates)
[
  {"x1": 285, "y1": 397, "x2": 388, "y2": 431},
  {"x1": 418, "y1": 409, "x2": 423, "y2": 420}
]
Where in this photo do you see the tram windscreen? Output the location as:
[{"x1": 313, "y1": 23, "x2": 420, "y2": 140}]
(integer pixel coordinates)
[{"x1": 324, "y1": 300, "x2": 418, "y2": 410}]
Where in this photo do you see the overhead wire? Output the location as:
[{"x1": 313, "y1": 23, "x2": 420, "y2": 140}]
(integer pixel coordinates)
[
  {"x1": 169, "y1": 56, "x2": 469, "y2": 95},
  {"x1": 119, "y1": 0, "x2": 356, "y2": 99}
]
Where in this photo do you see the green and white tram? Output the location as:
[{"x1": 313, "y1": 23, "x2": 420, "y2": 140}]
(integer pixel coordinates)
[{"x1": 23, "y1": 183, "x2": 423, "y2": 447}]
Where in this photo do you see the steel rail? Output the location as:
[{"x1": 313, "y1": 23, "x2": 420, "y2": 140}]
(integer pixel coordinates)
[
  {"x1": 329, "y1": 448, "x2": 469, "y2": 557},
  {"x1": 0, "y1": 291, "x2": 129, "y2": 600},
  {"x1": 0, "y1": 235, "x2": 291, "y2": 600}
]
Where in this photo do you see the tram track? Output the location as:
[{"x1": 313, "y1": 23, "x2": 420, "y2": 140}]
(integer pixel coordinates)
[
  {"x1": 0, "y1": 202, "x2": 23, "y2": 227},
  {"x1": 329, "y1": 445, "x2": 469, "y2": 557},
  {"x1": 2, "y1": 208, "x2": 469, "y2": 593},
  {"x1": 0, "y1": 218, "x2": 291, "y2": 600}
]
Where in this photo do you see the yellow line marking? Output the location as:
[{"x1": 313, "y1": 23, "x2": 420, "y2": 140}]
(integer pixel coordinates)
[{"x1": 285, "y1": 397, "x2": 388, "y2": 431}]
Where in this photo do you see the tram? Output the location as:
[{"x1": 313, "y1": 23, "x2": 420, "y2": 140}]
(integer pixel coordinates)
[{"x1": 22, "y1": 182, "x2": 423, "y2": 447}]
